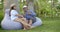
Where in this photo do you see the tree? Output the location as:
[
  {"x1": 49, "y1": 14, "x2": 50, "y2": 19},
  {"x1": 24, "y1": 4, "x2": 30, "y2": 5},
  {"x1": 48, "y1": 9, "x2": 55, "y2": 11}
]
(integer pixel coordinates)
[
  {"x1": 4, "y1": 0, "x2": 20, "y2": 13},
  {"x1": 26, "y1": 0, "x2": 34, "y2": 11}
]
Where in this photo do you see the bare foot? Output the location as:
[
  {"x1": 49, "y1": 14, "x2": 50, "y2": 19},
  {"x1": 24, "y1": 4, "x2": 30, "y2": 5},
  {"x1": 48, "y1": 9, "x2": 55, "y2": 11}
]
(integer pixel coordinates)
[{"x1": 23, "y1": 28, "x2": 27, "y2": 30}]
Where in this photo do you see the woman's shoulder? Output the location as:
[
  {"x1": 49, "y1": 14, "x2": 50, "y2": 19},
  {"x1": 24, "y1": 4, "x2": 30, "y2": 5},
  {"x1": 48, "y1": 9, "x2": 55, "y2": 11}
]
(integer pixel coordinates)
[
  {"x1": 11, "y1": 10, "x2": 16, "y2": 11},
  {"x1": 11, "y1": 10, "x2": 18, "y2": 14},
  {"x1": 11, "y1": 10, "x2": 17, "y2": 12}
]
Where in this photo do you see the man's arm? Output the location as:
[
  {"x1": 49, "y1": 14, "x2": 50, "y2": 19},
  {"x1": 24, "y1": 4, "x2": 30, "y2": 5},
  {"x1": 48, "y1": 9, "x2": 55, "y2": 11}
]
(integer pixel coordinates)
[
  {"x1": 28, "y1": 10, "x2": 36, "y2": 16},
  {"x1": 27, "y1": 11, "x2": 31, "y2": 14}
]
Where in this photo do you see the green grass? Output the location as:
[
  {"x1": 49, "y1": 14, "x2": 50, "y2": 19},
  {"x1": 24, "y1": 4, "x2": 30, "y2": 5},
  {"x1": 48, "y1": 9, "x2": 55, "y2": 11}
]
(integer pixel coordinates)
[
  {"x1": 0, "y1": 17, "x2": 60, "y2": 32},
  {"x1": 0, "y1": 9, "x2": 4, "y2": 29}
]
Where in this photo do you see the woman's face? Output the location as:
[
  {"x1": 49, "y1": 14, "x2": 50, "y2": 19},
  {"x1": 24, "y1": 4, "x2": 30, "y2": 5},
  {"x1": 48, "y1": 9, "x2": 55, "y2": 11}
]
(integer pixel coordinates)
[{"x1": 14, "y1": 6, "x2": 16, "y2": 10}]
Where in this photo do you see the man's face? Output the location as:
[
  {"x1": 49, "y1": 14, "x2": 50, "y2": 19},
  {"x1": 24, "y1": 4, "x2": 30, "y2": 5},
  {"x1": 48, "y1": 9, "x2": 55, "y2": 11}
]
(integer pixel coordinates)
[{"x1": 23, "y1": 7, "x2": 28, "y2": 11}]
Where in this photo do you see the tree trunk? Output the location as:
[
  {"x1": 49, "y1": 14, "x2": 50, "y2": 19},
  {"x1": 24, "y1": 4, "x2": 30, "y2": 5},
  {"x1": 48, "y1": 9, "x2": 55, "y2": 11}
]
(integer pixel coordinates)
[
  {"x1": 26, "y1": 0, "x2": 34, "y2": 11},
  {"x1": 4, "y1": 0, "x2": 20, "y2": 13}
]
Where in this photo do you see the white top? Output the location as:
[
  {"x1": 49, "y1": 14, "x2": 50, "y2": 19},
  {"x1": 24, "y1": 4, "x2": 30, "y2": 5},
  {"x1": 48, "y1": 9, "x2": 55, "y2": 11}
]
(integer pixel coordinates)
[{"x1": 11, "y1": 10, "x2": 18, "y2": 21}]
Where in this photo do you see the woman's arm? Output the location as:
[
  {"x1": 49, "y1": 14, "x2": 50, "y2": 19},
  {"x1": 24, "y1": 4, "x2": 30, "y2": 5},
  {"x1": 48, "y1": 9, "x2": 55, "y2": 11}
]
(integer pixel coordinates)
[{"x1": 16, "y1": 14, "x2": 24, "y2": 18}]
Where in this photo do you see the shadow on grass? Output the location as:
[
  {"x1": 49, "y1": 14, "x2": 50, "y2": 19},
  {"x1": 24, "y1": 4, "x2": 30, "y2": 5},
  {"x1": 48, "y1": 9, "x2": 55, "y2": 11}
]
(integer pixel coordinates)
[{"x1": 0, "y1": 15, "x2": 4, "y2": 30}]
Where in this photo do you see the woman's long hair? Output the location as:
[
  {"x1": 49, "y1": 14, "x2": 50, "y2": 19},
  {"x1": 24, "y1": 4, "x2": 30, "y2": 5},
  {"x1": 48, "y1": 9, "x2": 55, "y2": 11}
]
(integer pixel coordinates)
[{"x1": 9, "y1": 4, "x2": 16, "y2": 16}]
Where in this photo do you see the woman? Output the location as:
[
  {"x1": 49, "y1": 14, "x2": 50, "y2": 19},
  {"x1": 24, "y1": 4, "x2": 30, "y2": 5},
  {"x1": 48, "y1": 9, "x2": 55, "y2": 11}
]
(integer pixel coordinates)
[{"x1": 9, "y1": 4, "x2": 31, "y2": 30}]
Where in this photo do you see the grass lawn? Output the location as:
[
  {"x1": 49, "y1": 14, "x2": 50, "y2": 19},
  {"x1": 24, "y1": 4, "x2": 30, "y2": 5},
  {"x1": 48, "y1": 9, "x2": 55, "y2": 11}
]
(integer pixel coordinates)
[{"x1": 0, "y1": 17, "x2": 60, "y2": 32}]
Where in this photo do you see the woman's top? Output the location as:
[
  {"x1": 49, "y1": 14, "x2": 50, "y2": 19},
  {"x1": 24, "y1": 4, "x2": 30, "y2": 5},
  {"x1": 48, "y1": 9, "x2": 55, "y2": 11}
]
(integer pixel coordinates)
[{"x1": 11, "y1": 10, "x2": 18, "y2": 21}]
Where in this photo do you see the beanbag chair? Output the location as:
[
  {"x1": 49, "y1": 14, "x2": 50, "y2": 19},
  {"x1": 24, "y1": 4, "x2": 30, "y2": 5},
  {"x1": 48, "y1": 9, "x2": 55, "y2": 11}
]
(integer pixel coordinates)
[{"x1": 1, "y1": 9, "x2": 42, "y2": 30}]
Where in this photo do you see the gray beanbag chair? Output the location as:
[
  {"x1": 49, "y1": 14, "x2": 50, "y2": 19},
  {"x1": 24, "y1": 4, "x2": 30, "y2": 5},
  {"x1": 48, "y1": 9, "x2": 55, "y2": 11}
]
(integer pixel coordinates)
[{"x1": 1, "y1": 9, "x2": 42, "y2": 30}]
